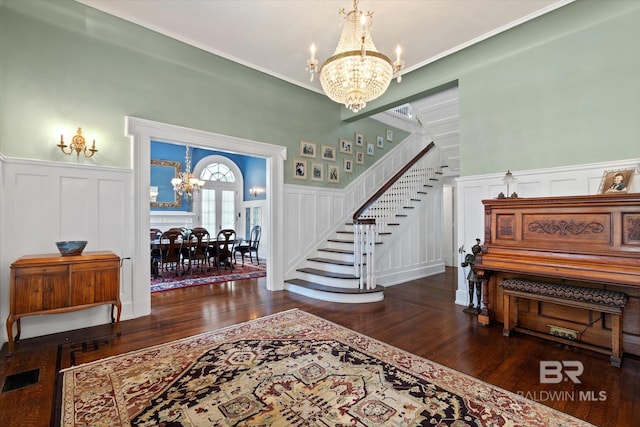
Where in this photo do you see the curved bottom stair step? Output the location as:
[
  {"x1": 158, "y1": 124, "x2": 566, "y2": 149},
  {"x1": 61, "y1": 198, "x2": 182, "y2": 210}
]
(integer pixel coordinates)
[
  {"x1": 284, "y1": 278, "x2": 384, "y2": 303},
  {"x1": 284, "y1": 278, "x2": 384, "y2": 294}
]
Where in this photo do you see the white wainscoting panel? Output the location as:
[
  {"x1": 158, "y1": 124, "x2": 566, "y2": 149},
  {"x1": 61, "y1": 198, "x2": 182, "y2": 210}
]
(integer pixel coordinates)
[
  {"x1": 455, "y1": 158, "x2": 640, "y2": 307},
  {"x1": 375, "y1": 188, "x2": 445, "y2": 286},
  {"x1": 0, "y1": 158, "x2": 133, "y2": 344}
]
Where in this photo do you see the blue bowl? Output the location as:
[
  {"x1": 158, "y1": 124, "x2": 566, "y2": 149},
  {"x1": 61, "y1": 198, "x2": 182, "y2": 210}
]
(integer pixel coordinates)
[{"x1": 56, "y1": 240, "x2": 88, "y2": 256}]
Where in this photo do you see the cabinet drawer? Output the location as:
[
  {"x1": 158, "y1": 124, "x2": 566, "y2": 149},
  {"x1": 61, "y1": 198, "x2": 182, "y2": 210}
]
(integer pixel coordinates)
[
  {"x1": 70, "y1": 260, "x2": 119, "y2": 272},
  {"x1": 13, "y1": 265, "x2": 68, "y2": 277}
]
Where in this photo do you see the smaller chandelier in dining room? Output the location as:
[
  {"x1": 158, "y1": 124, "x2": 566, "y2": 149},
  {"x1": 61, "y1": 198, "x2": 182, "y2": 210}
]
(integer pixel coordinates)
[
  {"x1": 171, "y1": 145, "x2": 205, "y2": 200},
  {"x1": 307, "y1": 0, "x2": 405, "y2": 113}
]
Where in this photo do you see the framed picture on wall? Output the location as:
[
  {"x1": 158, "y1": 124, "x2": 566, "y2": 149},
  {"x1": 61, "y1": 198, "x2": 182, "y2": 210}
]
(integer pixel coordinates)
[
  {"x1": 367, "y1": 143, "x2": 374, "y2": 156},
  {"x1": 344, "y1": 158, "x2": 353, "y2": 173},
  {"x1": 597, "y1": 168, "x2": 635, "y2": 194},
  {"x1": 339, "y1": 138, "x2": 353, "y2": 154},
  {"x1": 299, "y1": 140, "x2": 316, "y2": 158},
  {"x1": 311, "y1": 162, "x2": 324, "y2": 182},
  {"x1": 321, "y1": 145, "x2": 336, "y2": 161},
  {"x1": 356, "y1": 151, "x2": 364, "y2": 164},
  {"x1": 355, "y1": 133, "x2": 364, "y2": 146},
  {"x1": 328, "y1": 165, "x2": 339, "y2": 183},
  {"x1": 376, "y1": 135, "x2": 384, "y2": 148},
  {"x1": 386, "y1": 128, "x2": 393, "y2": 142},
  {"x1": 293, "y1": 158, "x2": 307, "y2": 180}
]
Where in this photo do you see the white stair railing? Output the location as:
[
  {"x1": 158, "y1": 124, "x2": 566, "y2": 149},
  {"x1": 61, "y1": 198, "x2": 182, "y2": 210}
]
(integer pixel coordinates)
[{"x1": 353, "y1": 142, "x2": 445, "y2": 289}]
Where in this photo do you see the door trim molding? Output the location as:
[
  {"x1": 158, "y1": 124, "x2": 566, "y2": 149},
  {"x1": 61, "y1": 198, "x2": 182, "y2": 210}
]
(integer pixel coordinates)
[{"x1": 126, "y1": 117, "x2": 287, "y2": 316}]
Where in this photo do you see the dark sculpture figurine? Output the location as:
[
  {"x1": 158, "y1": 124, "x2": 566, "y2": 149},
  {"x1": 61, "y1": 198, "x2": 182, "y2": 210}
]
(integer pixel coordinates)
[{"x1": 461, "y1": 239, "x2": 482, "y2": 314}]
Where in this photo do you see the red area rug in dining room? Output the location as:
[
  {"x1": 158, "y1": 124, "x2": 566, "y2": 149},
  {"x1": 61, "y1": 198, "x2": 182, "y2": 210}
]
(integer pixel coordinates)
[{"x1": 150, "y1": 262, "x2": 266, "y2": 292}]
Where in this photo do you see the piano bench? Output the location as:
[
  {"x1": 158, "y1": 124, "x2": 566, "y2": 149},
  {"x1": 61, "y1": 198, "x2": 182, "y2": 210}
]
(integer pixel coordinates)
[{"x1": 500, "y1": 278, "x2": 628, "y2": 367}]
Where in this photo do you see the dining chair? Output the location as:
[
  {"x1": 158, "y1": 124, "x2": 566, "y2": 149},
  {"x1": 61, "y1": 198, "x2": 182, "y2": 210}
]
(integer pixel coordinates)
[
  {"x1": 150, "y1": 228, "x2": 163, "y2": 277},
  {"x1": 212, "y1": 229, "x2": 236, "y2": 272},
  {"x1": 155, "y1": 229, "x2": 183, "y2": 279},
  {"x1": 234, "y1": 225, "x2": 261, "y2": 266},
  {"x1": 150, "y1": 228, "x2": 163, "y2": 241},
  {"x1": 183, "y1": 227, "x2": 211, "y2": 275}
]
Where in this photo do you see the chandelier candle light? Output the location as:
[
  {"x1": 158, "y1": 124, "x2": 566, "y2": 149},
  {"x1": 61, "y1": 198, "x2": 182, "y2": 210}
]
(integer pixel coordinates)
[
  {"x1": 171, "y1": 146, "x2": 205, "y2": 200},
  {"x1": 307, "y1": 0, "x2": 404, "y2": 112}
]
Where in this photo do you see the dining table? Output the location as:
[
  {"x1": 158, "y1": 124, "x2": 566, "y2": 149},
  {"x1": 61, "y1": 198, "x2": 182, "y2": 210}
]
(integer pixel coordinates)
[{"x1": 150, "y1": 237, "x2": 241, "y2": 274}]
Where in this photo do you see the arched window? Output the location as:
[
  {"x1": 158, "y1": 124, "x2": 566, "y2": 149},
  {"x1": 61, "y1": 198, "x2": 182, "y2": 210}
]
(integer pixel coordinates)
[
  {"x1": 200, "y1": 163, "x2": 236, "y2": 183},
  {"x1": 193, "y1": 156, "x2": 243, "y2": 234}
]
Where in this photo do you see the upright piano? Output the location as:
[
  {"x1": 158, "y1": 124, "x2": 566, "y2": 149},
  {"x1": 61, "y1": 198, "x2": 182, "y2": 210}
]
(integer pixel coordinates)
[{"x1": 473, "y1": 193, "x2": 640, "y2": 358}]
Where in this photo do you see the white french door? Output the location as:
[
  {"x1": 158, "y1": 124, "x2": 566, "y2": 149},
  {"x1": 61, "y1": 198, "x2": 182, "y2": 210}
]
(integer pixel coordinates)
[{"x1": 202, "y1": 187, "x2": 236, "y2": 233}]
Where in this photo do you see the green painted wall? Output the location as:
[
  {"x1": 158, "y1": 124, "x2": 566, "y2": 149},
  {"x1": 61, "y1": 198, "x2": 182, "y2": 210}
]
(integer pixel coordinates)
[
  {"x1": 350, "y1": 0, "x2": 640, "y2": 176},
  {"x1": 457, "y1": 0, "x2": 640, "y2": 175},
  {"x1": 0, "y1": 0, "x2": 408, "y2": 186},
  {"x1": 3, "y1": 0, "x2": 635, "y2": 182}
]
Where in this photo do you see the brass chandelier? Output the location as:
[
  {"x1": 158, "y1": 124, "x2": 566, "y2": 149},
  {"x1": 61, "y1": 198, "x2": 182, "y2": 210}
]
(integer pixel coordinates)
[
  {"x1": 171, "y1": 146, "x2": 204, "y2": 200},
  {"x1": 307, "y1": 0, "x2": 404, "y2": 112}
]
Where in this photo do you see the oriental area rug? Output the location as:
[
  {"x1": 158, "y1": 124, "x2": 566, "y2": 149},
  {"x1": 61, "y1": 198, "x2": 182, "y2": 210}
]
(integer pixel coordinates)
[
  {"x1": 150, "y1": 262, "x2": 266, "y2": 292},
  {"x1": 58, "y1": 309, "x2": 592, "y2": 426}
]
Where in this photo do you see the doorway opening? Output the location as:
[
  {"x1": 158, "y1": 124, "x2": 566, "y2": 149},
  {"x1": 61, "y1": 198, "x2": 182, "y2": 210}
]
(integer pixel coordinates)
[{"x1": 128, "y1": 116, "x2": 286, "y2": 318}]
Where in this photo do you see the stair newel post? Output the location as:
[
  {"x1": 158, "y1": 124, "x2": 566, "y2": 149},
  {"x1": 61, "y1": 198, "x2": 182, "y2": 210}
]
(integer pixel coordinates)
[
  {"x1": 354, "y1": 220, "x2": 363, "y2": 287},
  {"x1": 354, "y1": 218, "x2": 376, "y2": 289},
  {"x1": 365, "y1": 220, "x2": 376, "y2": 289}
]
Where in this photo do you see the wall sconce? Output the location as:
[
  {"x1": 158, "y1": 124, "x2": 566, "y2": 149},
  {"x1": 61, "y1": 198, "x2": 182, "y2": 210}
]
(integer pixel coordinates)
[
  {"x1": 249, "y1": 187, "x2": 265, "y2": 198},
  {"x1": 498, "y1": 170, "x2": 518, "y2": 199},
  {"x1": 150, "y1": 186, "x2": 159, "y2": 202},
  {"x1": 57, "y1": 127, "x2": 97, "y2": 157}
]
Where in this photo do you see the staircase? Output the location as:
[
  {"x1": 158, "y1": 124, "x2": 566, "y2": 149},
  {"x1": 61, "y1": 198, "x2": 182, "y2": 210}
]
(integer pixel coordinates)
[{"x1": 285, "y1": 142, "x2": 445, "y2": 303}]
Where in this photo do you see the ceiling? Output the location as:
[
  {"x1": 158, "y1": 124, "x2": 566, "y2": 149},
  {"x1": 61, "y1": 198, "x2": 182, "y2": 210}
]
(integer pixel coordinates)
[{"x1": 76, "y1": 0, "x2": 571, "y2": 95}]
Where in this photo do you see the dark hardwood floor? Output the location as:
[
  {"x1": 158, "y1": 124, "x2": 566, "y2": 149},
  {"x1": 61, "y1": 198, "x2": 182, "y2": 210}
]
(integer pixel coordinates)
[{"x1": 1, "y1": 267, "x2": 637, "y2": 426}]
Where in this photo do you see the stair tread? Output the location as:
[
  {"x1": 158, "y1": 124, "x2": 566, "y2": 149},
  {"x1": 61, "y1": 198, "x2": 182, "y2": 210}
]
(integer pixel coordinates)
[
  {"x1": 285, "y1": 278, "x2": 384, "y2": 294},
  {"x1": 318, "y1": 248, "x2": 354, "y2": 254},
  {"x1": 296, "y1": 267, "x2": 358, "y2": 279},
  {"x1": 328, "y1": 238, "x2": 382, "y2": 244},
  {"x1": 308, "y1": 257, "x2": 354, "y2": 266}
]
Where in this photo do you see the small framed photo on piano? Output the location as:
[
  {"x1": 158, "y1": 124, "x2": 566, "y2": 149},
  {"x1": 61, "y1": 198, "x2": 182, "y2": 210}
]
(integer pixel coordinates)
[{"x1": 597, "y1": 168, "x2": 635, "y2": 194}]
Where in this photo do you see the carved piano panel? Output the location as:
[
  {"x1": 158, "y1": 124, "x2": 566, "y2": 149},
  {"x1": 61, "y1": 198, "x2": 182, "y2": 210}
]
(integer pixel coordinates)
[{"x1": 474, "y1": 193, "x2": 640, "y2": 357}]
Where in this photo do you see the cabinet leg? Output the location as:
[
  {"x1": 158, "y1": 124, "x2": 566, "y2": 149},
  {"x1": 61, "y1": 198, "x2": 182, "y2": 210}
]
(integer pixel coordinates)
[
  {"x1": 112, "y1": 302, "x2": 122, "y2": 336},
  {"x1": 6, "y1": 315, "x2": 15, "y2": 356},
  {"x1": 15, "y1": 318, "x2": 21, "y2": 342}
]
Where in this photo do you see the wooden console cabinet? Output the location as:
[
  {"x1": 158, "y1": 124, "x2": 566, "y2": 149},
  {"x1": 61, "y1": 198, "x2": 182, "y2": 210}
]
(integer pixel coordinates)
[{"x1": 6, "y1": 251, "x2": 121, "y2": 355}]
